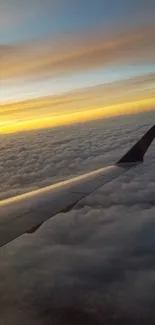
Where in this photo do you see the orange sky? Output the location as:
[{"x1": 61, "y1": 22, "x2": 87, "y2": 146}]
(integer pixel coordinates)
[{"x1": 0, "y1": 73, "x2": 155, "y2": 134}]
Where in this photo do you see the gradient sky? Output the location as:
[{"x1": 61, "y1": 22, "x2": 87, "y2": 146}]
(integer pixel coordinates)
[
  {"x1": 0, "y1": 0, "x2": 155, "y2": 132},
  {"x1": 1, "y1": 0, "x2": 155, "y2": 44}
]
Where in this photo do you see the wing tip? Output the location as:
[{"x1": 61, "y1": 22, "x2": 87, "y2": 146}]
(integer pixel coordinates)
[{"x1": 117, "y1": 124, "x2": 155, "y2": 165}]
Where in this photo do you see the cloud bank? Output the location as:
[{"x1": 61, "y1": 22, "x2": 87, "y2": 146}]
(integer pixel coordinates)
[
  {"x1": 0, "y1": 111, "x2": 155, "y2": 324},
  {"x1": 0, "y1": 110, "x2": 154, "y2": 200}
]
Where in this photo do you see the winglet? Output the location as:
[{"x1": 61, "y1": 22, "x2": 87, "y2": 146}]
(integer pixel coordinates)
[{"x1": 117, "y1": 124, "x2": 155, "y2": 165}]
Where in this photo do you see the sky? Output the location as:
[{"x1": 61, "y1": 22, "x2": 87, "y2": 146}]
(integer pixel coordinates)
[
  {"x1": 0, "y1": 0, "x2": 155, "y2": 132},
  {"x1": 0, "y1": 111, "x2": 155, "y2": 324},
  {"x1": 1, "y1": 0, "x2": 155, "y2": 44}
]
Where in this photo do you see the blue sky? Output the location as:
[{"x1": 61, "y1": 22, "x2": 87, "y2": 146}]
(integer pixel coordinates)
[{"x1": 1, "y1": 0, "x2": 155, "y2": 44}]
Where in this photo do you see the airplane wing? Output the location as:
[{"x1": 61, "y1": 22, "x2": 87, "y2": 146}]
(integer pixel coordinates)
[{"x1": 0, "y1": 125, "x2": 155, "y2": 248}]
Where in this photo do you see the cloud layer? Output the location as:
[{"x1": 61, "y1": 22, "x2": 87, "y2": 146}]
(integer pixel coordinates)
[
  {"x1": 0, "y1": 110, "x2": 154, "y2": 200},
  {"x1": 0, "y1": 111, "x2": 155, "y2": 324}
]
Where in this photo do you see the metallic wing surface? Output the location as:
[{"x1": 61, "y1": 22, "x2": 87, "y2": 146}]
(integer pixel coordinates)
[{"x1": 0, "y1": 125, "x2": 155, "y2": 247}]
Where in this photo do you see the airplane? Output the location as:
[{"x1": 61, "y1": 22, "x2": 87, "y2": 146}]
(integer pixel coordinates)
[{"x1": 0, "y1": 124, "x2": 155, "y2": 248}]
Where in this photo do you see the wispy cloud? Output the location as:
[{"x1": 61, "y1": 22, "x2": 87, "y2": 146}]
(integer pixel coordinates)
[{"x1": 1, "y1": 25, "x2": 155, "y2": 80}]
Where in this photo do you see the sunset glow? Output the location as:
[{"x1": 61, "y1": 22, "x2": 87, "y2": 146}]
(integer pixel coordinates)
[
  {"x1": 0, "y1": 97, "x2": 154, "y2": 134},
  {"x1": 1, "y1": 0, "x2": 155, "y2": 134}
]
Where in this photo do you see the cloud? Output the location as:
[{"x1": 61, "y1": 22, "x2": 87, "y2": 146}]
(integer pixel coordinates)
[
  {"x1": 1, "y1": 72, "x2": 155, "y2": 112},
  {"x1": 0, "y1": 111, "x2": 155, "y2": 324},
  {"x1": 1, "y1": 24, "x2": 155, "y2": 80},
  {"x1": 0, "y1": 110, "x2": 154, "y2": 199}
]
